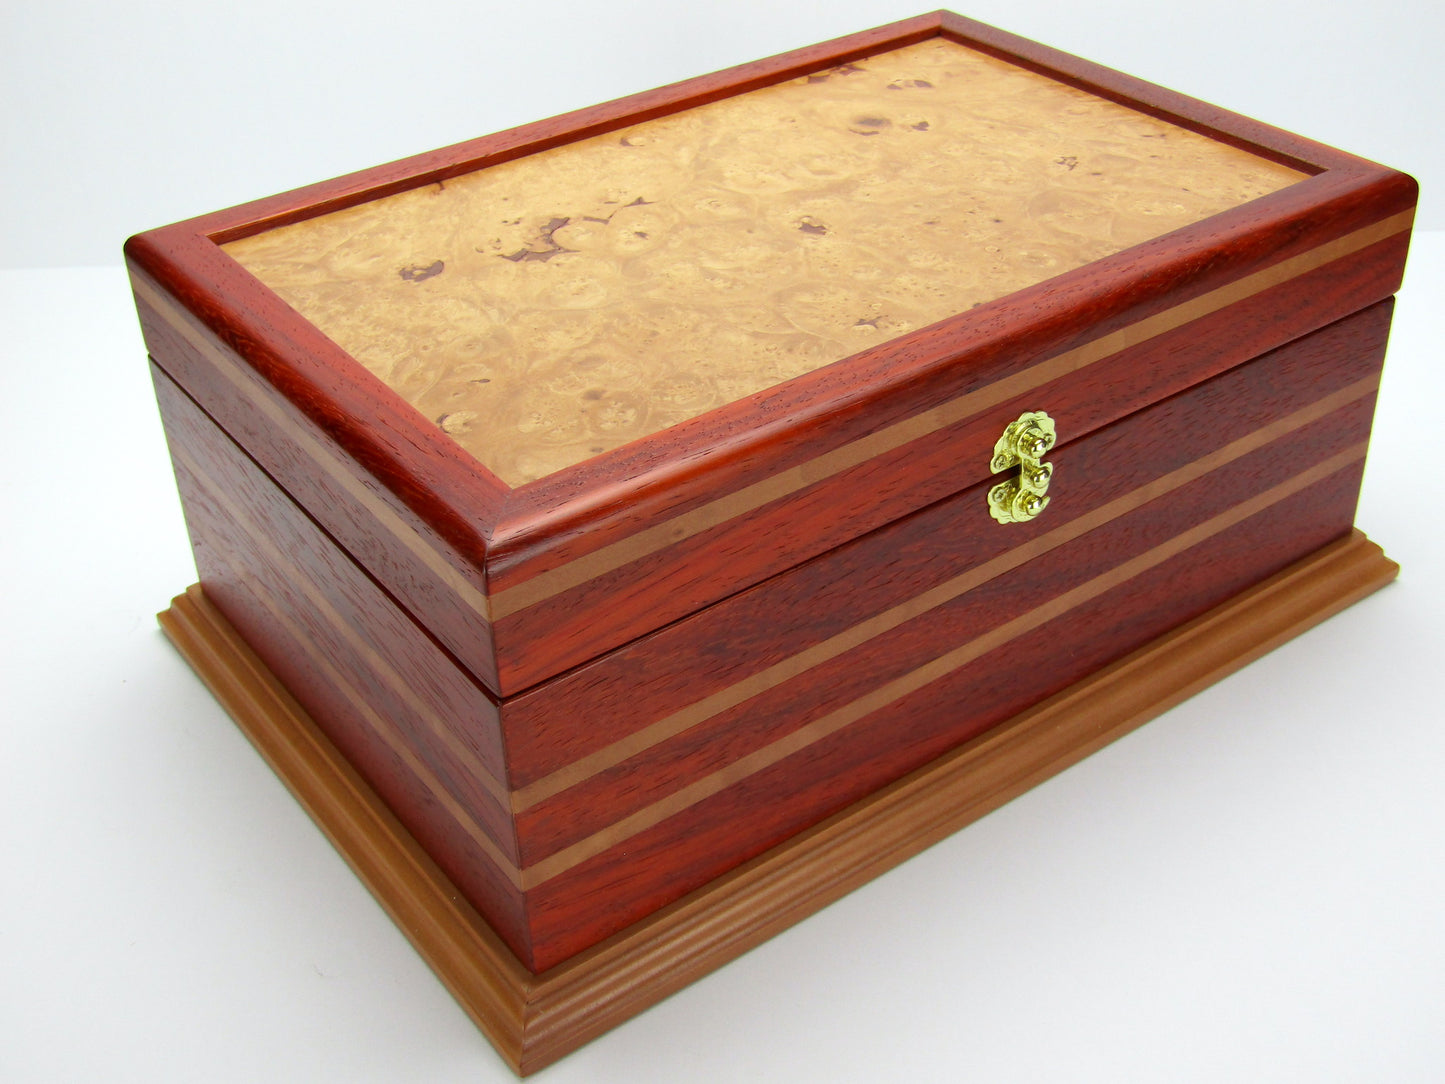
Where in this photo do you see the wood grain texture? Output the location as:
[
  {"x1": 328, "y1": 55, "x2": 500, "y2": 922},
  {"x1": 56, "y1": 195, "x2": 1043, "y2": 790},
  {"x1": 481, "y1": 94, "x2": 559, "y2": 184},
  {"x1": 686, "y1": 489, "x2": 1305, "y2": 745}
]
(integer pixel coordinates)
[
  {"x1": 126, "y1": 12, "x2": 1418, "y2": 695},
  {"x1": 157, "y1": 528, "x2": 1398, "y2": 1074}
]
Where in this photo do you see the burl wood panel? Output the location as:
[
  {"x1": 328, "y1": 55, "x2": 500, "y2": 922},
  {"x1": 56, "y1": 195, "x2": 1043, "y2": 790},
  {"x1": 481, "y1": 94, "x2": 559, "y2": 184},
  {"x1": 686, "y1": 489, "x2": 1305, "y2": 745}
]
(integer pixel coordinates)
[{"x1": 224, "y1": 38, "x2": 1303, "y2": 486}]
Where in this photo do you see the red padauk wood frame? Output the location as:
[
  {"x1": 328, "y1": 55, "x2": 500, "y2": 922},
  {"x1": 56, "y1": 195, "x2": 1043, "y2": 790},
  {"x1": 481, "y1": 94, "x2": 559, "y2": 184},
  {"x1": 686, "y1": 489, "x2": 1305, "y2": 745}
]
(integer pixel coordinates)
[{"x1": 125, "y1": 10, "x2": 1417, "y2": 696}]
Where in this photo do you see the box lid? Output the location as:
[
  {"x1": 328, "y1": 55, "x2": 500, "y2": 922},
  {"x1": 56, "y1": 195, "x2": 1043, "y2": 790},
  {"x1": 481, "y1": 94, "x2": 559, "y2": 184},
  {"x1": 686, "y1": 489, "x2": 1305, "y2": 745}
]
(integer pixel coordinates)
[{"x1": 127, "y1": 12, "x2": 1415, "y2": 695}]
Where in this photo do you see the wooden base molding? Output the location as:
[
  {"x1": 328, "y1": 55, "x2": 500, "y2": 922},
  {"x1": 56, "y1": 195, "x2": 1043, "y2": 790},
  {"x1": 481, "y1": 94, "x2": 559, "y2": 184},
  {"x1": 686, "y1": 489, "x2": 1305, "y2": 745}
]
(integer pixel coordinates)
[{"x1": 158, "y1": 529, "x2": 1396, "y2": 1076}]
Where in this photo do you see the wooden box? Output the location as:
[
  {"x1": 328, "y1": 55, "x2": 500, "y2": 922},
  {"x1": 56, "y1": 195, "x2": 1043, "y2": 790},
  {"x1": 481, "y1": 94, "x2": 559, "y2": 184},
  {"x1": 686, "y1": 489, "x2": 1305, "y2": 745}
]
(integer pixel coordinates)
[{"x1": 128, "y1": 11, "x2": 1415, "y2": 1074}]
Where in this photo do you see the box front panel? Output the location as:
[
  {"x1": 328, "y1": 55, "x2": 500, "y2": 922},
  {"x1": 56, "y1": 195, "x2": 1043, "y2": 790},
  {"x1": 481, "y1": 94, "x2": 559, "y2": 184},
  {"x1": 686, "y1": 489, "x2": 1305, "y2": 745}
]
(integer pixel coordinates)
[
  {"x1": 526, "y1": 461, "x2": 1368, "y2": 966},
  {"x1": 506, "y1": 301, "x2": 1388, "y2": 967}
]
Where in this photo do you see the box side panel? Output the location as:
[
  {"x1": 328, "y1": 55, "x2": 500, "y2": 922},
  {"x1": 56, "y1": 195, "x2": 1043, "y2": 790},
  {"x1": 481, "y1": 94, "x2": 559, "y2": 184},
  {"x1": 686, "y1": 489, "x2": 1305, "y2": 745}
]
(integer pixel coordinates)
[
  {"x1": 131, "y1": 269, "x2": 502, "y2": 692},
  {"x1": 152, "y1": 367, "x2": 532, "y2": 959},
  {"x1": 505, "y1": 301, "x2": 1389, "y2": 968}
]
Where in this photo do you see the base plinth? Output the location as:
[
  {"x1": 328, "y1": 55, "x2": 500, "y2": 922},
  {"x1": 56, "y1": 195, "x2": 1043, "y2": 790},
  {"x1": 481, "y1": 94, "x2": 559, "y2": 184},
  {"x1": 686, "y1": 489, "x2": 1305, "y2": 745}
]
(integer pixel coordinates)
[{"x1": 158, "y1": 529, "x2": 1396, "y2": 1075}]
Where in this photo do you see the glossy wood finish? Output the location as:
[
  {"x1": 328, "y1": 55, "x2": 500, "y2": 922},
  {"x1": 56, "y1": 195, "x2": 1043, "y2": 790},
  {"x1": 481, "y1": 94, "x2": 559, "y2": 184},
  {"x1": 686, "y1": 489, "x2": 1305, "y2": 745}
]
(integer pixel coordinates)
[
  {"x1": 126, "y1": 11, "x2": 1418, "y2": 695},
  {"x1": 152, "y1": 300, "x2": 1392, "y2": 970},
  {"x1": 158, "y1": 528, "x2": 1398, "y2": 1074}
]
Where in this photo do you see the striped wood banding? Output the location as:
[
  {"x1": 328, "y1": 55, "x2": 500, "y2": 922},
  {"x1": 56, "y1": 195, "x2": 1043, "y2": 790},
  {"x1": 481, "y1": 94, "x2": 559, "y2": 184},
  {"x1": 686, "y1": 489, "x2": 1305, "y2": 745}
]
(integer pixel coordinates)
[
  {"x1": 521, "y1": 460, "x2": 1370, "y2": 968},
  {"x1": 498, "y1": 295, "x2": 1393, "y2": 794},
  {"x1": 158, "y1": 352, "x2": 1377, "y2": 897},
  {"x1": 519, "y1": 444, "x2": 1368, "y2": 886},
  {"x1": 510, "y1": 376, "x2": 1380, "y2": 813}
]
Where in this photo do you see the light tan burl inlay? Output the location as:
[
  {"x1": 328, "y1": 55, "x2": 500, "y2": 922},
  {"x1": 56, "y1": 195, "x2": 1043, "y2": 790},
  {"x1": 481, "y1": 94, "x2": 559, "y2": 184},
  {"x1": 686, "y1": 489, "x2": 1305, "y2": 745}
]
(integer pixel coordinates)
[{"x1": 225, "y1": 39, "x2": 1305, "y2": 486}]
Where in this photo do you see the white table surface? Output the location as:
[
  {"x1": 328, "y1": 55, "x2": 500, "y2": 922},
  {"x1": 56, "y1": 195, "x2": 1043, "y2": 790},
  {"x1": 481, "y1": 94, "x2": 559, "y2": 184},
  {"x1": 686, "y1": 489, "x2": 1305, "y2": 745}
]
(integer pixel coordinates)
[{"x1": 3, "y1": 236, "x2": 1442, "y2": 1082}]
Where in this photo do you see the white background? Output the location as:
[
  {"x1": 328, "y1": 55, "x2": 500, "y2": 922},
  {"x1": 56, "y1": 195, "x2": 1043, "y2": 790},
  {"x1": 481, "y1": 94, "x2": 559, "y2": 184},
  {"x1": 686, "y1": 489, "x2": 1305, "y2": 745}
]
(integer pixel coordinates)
[
  {"x1": 3, "y1": 3, "x2": 1442, "y2": 1081},
  {"x1": 2, "y1": 0, "x2": 1441, "y2": 265}
]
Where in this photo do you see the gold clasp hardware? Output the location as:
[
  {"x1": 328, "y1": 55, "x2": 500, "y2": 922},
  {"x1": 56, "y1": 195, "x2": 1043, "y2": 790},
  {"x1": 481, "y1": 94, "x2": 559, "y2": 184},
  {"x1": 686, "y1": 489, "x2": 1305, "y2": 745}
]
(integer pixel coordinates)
[{"x1": 988, "y1": 411, "x2": 1057, "y2": 524}]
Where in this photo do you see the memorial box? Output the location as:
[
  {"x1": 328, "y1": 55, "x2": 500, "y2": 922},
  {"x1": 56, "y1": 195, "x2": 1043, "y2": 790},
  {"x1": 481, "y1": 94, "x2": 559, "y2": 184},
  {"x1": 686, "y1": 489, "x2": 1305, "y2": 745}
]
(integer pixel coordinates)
[{"x1": 128, "y1": 11, "x2": 1415, "y2": 1073}]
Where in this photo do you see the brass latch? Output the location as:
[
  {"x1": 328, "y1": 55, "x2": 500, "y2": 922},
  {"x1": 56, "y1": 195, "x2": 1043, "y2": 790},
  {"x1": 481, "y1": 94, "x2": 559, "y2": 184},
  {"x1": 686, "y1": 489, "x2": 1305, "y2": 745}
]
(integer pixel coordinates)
[{"x1": 988, "y1": 411, "x2": 1057, "y2": 524}]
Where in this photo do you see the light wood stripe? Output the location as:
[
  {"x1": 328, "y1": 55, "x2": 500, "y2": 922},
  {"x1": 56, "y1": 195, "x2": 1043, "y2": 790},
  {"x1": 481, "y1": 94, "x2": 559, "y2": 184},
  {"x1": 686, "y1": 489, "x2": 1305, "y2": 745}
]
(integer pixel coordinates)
[
  {"x1": 136, "y1": 211, "x2": 1411, "y2": 631},
  {"x1": 520, "y1": 443, "x2": 1368, "y2": 887},
  {"x1": 513, "y1": 376, "x2": 1379, "y2": 810},
  {"x1": 171, "y1": 440, "x2": 513, "y2": 809},
  {"x1": 134, "y1": 275, "x2": 495, "y2": 622},
  {"x1": 490, "y1": 210, "x2": 1412, "y2": 617}
]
